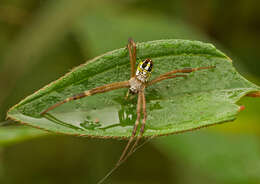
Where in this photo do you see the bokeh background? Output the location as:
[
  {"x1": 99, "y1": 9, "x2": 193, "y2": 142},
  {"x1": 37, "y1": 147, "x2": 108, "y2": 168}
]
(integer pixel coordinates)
[{"x1": 0, "y1": 0, "x2": 260, "y2": 184}]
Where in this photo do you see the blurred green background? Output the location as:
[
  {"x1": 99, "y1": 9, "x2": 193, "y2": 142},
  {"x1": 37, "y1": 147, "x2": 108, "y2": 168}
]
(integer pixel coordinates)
[{"x1": 0, "y1": 0, "x2": 260, "y2": 183}]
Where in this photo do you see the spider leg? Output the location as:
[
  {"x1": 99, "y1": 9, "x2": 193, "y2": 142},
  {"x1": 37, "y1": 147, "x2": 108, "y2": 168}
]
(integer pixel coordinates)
[
  {"x1": 40, "y1": 81, "x2": 130, "y2": 115},
  {"x1": 127, "y1": 38, "x2": 136, "y2": 78},
  {"x1": 160, "y1": 66, "x2": 215, "y2": 78},
  {"x1": 147, "y1": 74, "x2": 187, "y2": 86},
  {"x1": 147, "y1": 66, "x2": 215, "y2": 86},
  {"x1": 126, "y1": 90, "x2": 146, "y2": 158},
  {"x1": 116, "y1": 91, "x2": 142, "y2": 166},
  {"x1": 96, "y1": 92, "x2": 142, "y2": 184}
]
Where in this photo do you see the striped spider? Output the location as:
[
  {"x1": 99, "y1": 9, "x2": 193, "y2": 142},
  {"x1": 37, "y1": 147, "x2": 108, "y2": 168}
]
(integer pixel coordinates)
[{"x1": 41, "y1": 38, "x2": 215, "y2": 181}]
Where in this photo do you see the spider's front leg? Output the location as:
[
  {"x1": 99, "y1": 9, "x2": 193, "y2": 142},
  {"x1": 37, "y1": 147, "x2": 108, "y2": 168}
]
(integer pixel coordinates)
[
  {"x1": 127, "y1": 38, "x2": 137, "y2": 78},
  {"x1": 125, "y1": 38, "x2": 137, "y2": 100}
]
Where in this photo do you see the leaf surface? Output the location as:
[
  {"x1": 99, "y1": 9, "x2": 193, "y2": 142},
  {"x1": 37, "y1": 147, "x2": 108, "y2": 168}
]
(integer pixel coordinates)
[{"x1": 7, "y1": 39, "x2": 260, "y2": 138}]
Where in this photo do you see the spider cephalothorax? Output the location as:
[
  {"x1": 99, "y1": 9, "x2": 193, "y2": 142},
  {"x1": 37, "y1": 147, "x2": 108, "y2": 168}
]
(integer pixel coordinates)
[{"x1": 40, "y1": 38, "x2": 215, "y2": 183}]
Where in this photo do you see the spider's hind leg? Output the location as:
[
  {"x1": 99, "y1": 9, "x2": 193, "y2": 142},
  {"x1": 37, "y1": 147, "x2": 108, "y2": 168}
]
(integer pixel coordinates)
[
  {"x1": 116, "y1": 91, "x2": 142, "y2": 165},
  {"x1": 127, "y1": 91, "x2": 146, "y2": 157}
]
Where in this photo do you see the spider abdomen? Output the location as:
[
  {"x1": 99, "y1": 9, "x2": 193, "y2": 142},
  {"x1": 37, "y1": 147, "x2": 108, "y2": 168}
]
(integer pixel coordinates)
[{"x1": 129, "y1": 77, "x2": 143, "y2": 94}]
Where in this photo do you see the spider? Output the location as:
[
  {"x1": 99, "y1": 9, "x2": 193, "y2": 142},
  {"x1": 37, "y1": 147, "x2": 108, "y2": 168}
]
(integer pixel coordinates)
[{"x1": 41, "y1": 38, "x2": 215, "y2": 178}]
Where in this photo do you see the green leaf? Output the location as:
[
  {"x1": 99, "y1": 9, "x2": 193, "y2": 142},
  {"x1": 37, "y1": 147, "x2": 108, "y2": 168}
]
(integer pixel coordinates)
[{"x1": 7, "y1": 39, "x2": 260, "y2": 138}]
